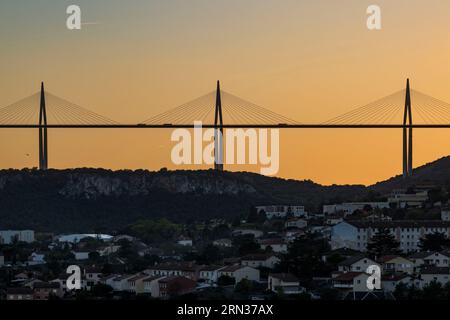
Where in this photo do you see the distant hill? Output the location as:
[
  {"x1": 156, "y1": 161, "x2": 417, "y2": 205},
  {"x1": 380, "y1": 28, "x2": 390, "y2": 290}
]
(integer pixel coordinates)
[
  {"x1": 1, "y1": 155, "x2": 450, "y2": 232},
  {"x1": 0, "y1": 168, "x2": 365, "y2": 232}
]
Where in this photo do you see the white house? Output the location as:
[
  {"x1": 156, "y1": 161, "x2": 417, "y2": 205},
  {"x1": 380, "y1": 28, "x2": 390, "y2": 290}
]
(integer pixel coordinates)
[
  {"x1": 72, "y1": 250, "x2": 91, "y2": 261},
  {"x1": 232, "y1": 229, "x2": 264, "y2": 238},
  {"x1": 442, "y1": 207, "x2": 450, "y2": 221},
  {"x1": 409, "y1": 251, "x2": 450, "y2": 269},
  {"x1": 381, "y1": 274, "x2": 412, "y2": 293},
  {"x1": 0, "y1": 230, "x2": 34, "y2": 244},
  {"x1": 241, "y1": 254, "x2": 280, "y2": 269},
  {"x1": 323, "y1": 202, "x2": 390, "y2": 216},
  {"x1": 268, "y1": 273, "x2": 304, "y2": 295},
  {"x1": 177, "y1": 238, "x2": 193, "y2": 246},
  {"x1": 258, "y1": 239, "x2": 288, "y2": 253},
  {"x1": 388, "y1": 190, "x2": 428, "y2": 208},
  {"x1": 218, "y1": 265, "x2": 260, "y2": 283},
  {"x1": 28, "y1": 252, "x2": 46, "y2": 265},
  {"x1": 333, "y1": 272, "x2": 371, "y2": 292},
  {"x1": 213, "y1": 239, "x2": 233, "y2": 248},
  {"x1": 337, "y1": 256, "x2": 380, "y2": 273},
  {"x1": 331, "y1": 220, "x2": 450, "y2": 252},
  {"x1": 199, "y1": 266, "x2": 224, "y2": 284},
  {"x1": 285, "y1": 218, "x2": 307, "y2": 229},
  {"x1": 255, "y1": 205, "x2": 306, "y2": 219},
  {"x1": 419, "y1": 267, "x2": 450, "y2": 288},
  {"x1": 142, "y1": 275, "x2": 165, "y2": 296}
]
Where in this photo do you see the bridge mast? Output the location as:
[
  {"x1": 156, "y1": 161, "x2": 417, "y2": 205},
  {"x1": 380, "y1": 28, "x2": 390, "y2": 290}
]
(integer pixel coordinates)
[
  {"x1": 214, "y1": 80, "x2": 224, "y2": 171},
  {"x1": 403, "y1": 78, "x2": 413, "y2": 178},
  {"x1": 39, "y1": 82, "x2": 48, "y2": 170}
]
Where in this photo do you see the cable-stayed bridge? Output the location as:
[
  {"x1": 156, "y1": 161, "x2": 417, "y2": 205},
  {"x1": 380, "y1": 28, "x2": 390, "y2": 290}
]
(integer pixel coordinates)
[{"x1": 1, "y1": 79, "x2": 449, "y2": 177}]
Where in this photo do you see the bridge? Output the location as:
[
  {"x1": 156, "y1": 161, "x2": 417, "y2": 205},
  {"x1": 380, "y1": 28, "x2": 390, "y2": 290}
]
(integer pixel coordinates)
[{"x1": 1, "y1": 79, "x2": 450, "y2": 178}]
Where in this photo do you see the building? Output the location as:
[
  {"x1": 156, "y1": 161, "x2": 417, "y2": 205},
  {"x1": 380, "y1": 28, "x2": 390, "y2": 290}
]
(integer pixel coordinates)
[
  {"x1": 232, "y1": 229, "x2": 264, "y2": 238},
  {"x1": 213, "y1": 239, "x2": 232, "y2": 248},
  {"x1": 381, "y1": 274, "x2": 412, "y2": 293},
  {"x1": 218, "y1": 265, "x2": 260, "y2": 283},
  {"x1": 442, "y1": 207, "x2": 450, "y2": 221},
  {"x1": 258, "y1": 239, "x2": 288, "y2": 253},
  {"x1": 72, "y1": 250, "x2": 91, "y2": 261},
  {"x1": 6, "y1": 288, "x2": 34, "y2": 300},
  {"x1": 337, "y1": 256, "x2": 379, "y2": 273},
  {"x1": 158, "y1": 276, "x2": 196, "y2": 298},
  {"x1": 28, "y1": 252, "x2": 46, "y2": 265},
  {"x1": 177, "y1": 237, "x2": 193, "y2": 246},
  {"x1": 198, "y1": 266, "x2": 224, "y2": 284},
  {"x1": 84, "y1": 267, "x2": 103, "y2": 289},
  {"x1": 33, "y1": 282, "x2": 64, "y2": 300},
  {"x1": 409, "y1": 251, "x2": 450, "y2": 269},
  {"x1": 378, "y1": 255, "x2": 414, "y2": 275},
  {"x1": 57, "y1": 233, "x2": 113, "y2": 244},
  {"x1": 241, "y1": 254, "x2": 280, "y2": 269},
  {"x1": 331, "y1": 220, "x2": 450, "y2": 252},
  {"x1": 332, "y1": 272, "x2": 371, "y2": 292},
  {"x1": 285, "y1": 218, "x2": 307, "y2": 229},
  {"x1": 0, "y1": 252, "x2": 4, "y2": 266},
  {"x1": 323, "y1": 202, "x2": 390, "y2": 216},
  {"x1": 146, "y1": 263, "x2": 200, "y2": 281},
  {"x1": 419, "y1": 267, "x2": 450, "y2": 288},
  {"x1": 268, "y1": 273, "x2": 304, "y2": 295},
  {"x1": 388, "y1": 190, "x2": 428, "y2": 208},
  {"x1": 0, "y1": 230, "x2": 34, "y2": 244},
  {"x1": 142, "y1": 276, "x2": 165, "y2": 297},
  {"x1": 255, "y1": 205, "x2": 306, "y2": 219}
]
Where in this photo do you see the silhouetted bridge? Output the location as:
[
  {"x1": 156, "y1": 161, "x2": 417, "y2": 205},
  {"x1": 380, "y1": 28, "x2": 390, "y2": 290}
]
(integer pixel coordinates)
[{"x1": 2, "y1": 79, "x2": 450, "y2": 178}]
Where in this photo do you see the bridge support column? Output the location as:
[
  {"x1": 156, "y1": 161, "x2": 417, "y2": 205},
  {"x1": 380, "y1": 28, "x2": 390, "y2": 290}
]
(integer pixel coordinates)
[
  {"x1": 403, "y1": 79, "x2": 413, "y2": 178},
  {"x1": 39, "y1": 82, "x2": 48, "y2": 170},
  {"x1": 214, "y1": 80, "x2": 224, "y2": 171}
]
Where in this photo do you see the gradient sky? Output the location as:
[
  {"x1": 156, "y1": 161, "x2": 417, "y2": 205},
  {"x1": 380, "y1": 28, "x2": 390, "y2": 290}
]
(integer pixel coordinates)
[{"x1": 1, "y1": 0, "x2": 450, "y2": 185}]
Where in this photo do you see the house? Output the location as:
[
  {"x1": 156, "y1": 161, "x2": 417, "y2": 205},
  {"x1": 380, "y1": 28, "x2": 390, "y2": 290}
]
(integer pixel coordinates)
[
  {"x1": 213, "y1": 239, "x2": 233, "y2": 248},
  {"x1": 442, "y1": 207, "x2": 450, "y2": 221},
  {"x1": 323, "y1": 202, "x2": 390, "y2": 216},
  {"x1": 127, "y1": 274, "x2": 150, "y2": 294},
  {"x1": 6, "y1": 288, "x2": 34, "y2": 300},
  {"x1": 232, "y1": 229, "x2": 264, "y2": 238},
  {"x1": 110, "y1": 275, "x2": 135, "y2": 291},
  {"x1": 146, "y1": 263, "x2": 200, "y2": 281},
  {"x1": 258, "y1": 239, "x2": 287, "y2": 253},
  {"x1": 142, "y1": 276, "x2": 165, "y2": 297},
  {"x1": 158, "y1": 276, "x2": 197, "y2": 298},
  {"x1": 255, "y1": 205, "x2": 306, "y2": 219},
  {"x1": 331, "y1": 220, "x2": 450, "y2": 252},
  {"x1": 0, "y1": 252, "x2": 4, "y2": 266},
  {"x1": 333, "y1": 272, "x2": 371, "y2": 292},
  {"x1": 84, "y1": 267, "x2": 103, "y2": 289},
  {"x1": 381, "y1": 274, "x2": 412, "y2": 293},
  {"x1": 0, "y1": 230, "x2": 35, "y2": 244},
  {"x1": 241, "y1": 254, "x2": 280, "y2": 269},
  {"x1": 388, "y1": 190, "x2": 428, "y2": 208},
  {"x1": 33, "y1": 282, "x2": 64, "y2": 300},
  {"x1": 28, "y1": 252, "x2": 46, "y2": 265},
  {"x1": 337, "y1": 256, "x2": 379, "y2": 273},
  {"x1": 97, "y1": 245, "x2": 120, "y2": 256},
  {"x1": 218, "y1": 265, "x2": 260, "y2": 283},
  {"x1": 57, "y1": 234, "x2": 112, "y2": 244},
  {"x1": 199, "y1": 265, "x2": 224, "y2": 284},
  {"x1": 409, "y1": 251, "x2": 450, "y2": 269},
  {"x1": 378, "y1": 255, "x2": 414, "y2": 275},
  {"x1": 177, "y1": 237, "x2": 193, "y2": 246},
  {"x1": 285, "y1": 218, "x2": 307, "y2": 229},
  {"x1": 419, "y1": 266, "x2": 450, "y2": 288},
  {"x1": 72, "y1": 250, "x2": 91, "y2": 261},
  {"x1": 268, "y1": 273, "x2": 304, "y2": 295}
]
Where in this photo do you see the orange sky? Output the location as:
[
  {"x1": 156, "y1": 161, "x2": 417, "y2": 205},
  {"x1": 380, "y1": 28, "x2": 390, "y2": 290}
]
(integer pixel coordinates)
[{"x1": 1, "y1": 0, "x2": 450, "y2": 185}]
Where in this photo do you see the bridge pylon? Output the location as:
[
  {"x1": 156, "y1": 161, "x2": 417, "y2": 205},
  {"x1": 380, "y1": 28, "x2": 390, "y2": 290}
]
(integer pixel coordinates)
[
  {"x1": 214, "y1": 80, "x2": 224, "y2": 171},
  {"x1": 39, "y1": 82, "x2": 48, "y2": 170},
  {"x1": 403, "y1": 79, "x2": 413, "y2": 178}
]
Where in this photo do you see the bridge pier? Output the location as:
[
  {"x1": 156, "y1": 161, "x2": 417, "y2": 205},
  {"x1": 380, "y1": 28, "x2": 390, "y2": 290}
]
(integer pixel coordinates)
[
  {"x1": 403, "y1": 79, "x2": 413, "y2": 178},
  {"x1": 214, "y1": 80, "x2": 224, "y2": 171},
  {"x1": 39, "y1": 82, "x2": 48, "y2": 170}
]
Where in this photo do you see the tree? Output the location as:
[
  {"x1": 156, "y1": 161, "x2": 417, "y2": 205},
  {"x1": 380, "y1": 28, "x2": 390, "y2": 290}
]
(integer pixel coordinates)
[
  {"x1": 217, "y1": 275, "x2": 235, "y2": 286},
  {"x1": 367, "y1": 228, "x2": 400, "y2": 258},
  {"x1": 418, "y1": 232, "x2": 450, "y2": 252}
]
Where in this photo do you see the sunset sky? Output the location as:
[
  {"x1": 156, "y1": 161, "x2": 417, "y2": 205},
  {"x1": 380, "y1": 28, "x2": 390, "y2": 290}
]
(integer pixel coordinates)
[{"x1": 1, "y1": 0, "x2": 450, "y2": 185}]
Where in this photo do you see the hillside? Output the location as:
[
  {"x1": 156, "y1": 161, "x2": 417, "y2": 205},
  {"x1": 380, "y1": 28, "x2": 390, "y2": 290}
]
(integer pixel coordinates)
[{"x1": 0, "y1": 168, "x2": 365, "y2": 232}]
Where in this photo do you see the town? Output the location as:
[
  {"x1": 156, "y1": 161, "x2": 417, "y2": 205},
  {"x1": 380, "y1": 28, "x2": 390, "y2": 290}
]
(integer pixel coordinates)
[{"x1": 2, "y1": 185, "x2": 450, "y2": 301}]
